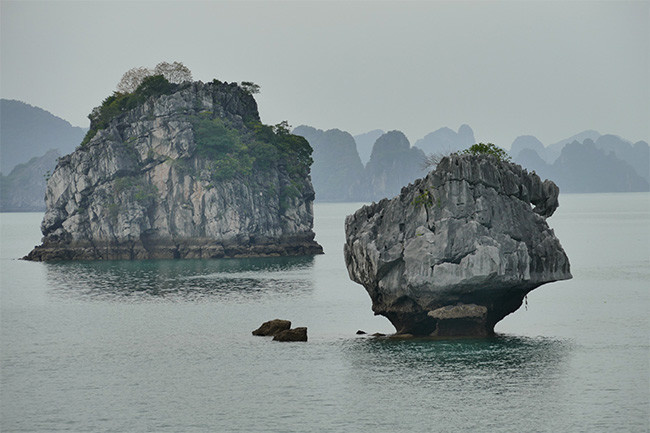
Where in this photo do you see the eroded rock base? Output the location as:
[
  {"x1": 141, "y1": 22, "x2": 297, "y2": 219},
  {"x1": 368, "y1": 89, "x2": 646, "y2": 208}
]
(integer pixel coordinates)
[
  {"x1": 428, "y1": 304, "x2": 491, "y2": 337},
  {"x1": 24, "y1": 235, "x2": 323, "y2": 261},
  {"x1": 384, "y1": 310, "x2": 493, "y2": 337},
  {"x1": 381, "y1": 295, "x2": 529, "y2": 337}
]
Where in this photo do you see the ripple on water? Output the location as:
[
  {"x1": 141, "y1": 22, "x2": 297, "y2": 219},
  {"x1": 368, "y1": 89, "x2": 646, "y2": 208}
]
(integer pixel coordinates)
[{"x1": 45, "y1": 256, "x2": 315, "y2": 303}]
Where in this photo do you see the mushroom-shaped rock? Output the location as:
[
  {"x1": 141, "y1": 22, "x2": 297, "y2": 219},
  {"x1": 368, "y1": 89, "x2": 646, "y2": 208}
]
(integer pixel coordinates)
[{"x1": 344, "y1": 153, "x2": 572, "y2": 337}]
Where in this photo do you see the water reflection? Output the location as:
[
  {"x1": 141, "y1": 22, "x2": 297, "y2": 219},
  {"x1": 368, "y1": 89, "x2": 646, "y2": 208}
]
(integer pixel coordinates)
[
  {"x1": 337, "y1": 335, "x2": 575, "y2": 432},
  {"x1": 343, "y1": 334, "x2": 572, "y2": 392},
  {"x1": 45, "y1": 256, "x2": 315, "y2": 302}
]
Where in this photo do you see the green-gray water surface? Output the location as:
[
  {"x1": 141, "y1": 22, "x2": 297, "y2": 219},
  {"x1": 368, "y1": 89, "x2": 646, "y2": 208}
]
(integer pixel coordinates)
[{"x1": 1, "y1": 194, "x2": 648, "y2": 432}]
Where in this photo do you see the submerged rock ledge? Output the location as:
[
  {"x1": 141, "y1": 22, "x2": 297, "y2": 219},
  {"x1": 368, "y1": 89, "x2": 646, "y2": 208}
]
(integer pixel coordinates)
[
  {"x1": 344, "y1": 153, "x2": 572, "y2": 337},
  {"x1": 25, "y1": 79, "x2": 322, "y2": 261}
]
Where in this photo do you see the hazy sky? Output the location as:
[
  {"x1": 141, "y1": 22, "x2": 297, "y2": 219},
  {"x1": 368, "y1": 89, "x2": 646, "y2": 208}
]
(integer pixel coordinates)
[{"x1": 1, "y1": 1, "x2": 648, "y2": 148}]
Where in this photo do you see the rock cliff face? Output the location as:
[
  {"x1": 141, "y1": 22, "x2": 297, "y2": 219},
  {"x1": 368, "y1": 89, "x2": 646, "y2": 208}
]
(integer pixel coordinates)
[
  {"x1": 344, "y1": 154, "x2": 571, "y2": 336},
  {"x1": 25, "y1": 80, "x2": 322, "y2": 261}
]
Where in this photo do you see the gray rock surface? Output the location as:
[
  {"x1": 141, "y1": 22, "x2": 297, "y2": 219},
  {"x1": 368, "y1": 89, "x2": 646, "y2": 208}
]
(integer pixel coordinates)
[
  {"x1": 252, "y1": 319, "x2": 292, "y2": 336},
  {"x1": 25, "y1": 80, "x2": 322, "y2": 261},
  {"x1": 344, "y1": 153, "x2": 572, "y2": 336}
]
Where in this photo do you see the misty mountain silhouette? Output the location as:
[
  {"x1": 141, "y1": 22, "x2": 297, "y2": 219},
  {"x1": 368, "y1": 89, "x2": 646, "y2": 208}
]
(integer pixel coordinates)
[
  {"x1": 511, "y1": 135, "x2": 547, "y2": 162},
  {"x1": 0, "y1": 99, "x2": 87, "y2": 175},
  {"x1": 353, "y1": 129, "x2": 384, "y2": 165},
  {"x1": 292, "y1": 125, "x2": 364, "y2": 201},
  {"x1": 514, "y1": 139, "x2": 649, "y2": 193},
  {"x1": 510, "y1": 130, "x2": 648, "y2": 192},
  {"x1": 361, "y1": 130, "x2": 427, "y2": 202},
  {"x1": 0, "y1": 149, "x2": 60, "y2": 211},
  {"x1": 413, "y1": 124, "x2": 475, "y2": 156},
  {"x1": 294, "y1": 127, "x2": 426, "y2": 202},
  {"x1": 2, "y1": 98, "x2": 647, "y2": 212},
  {"x1": 0, "y1": 99, "x2": 89, "y2": 211}
]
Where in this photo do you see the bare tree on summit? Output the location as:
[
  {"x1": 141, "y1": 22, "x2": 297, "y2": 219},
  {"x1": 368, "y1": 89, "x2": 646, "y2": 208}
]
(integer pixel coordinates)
[{"x1": 116, "y1": 62, "x2": 192, "y2": 94}]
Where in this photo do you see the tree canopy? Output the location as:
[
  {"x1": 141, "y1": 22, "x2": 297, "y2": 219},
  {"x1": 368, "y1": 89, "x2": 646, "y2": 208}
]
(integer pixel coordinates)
[
  {"x1": 116, "y1": 62, "x2": 192, "y2": 93},
  {"x1": 82, "y1": 74, "x2": 176, "y2": 146},
  {"x1": 461, "y1": 143, "x2": 511, "y2": 162}
]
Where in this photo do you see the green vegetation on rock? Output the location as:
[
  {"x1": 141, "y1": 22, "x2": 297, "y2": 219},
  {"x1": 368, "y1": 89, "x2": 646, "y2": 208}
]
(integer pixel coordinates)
[
  {"x1": 187, "y1": 113, "x2": 312, "y2": 184},
  {"x1": 79, "y1": 66, "x2": 315, "y2": 210},
  {"x1": 461, "y1": 142, "x2": 512, "y2": 162},
  {"x1": 105, "y1": 175, "x2": 159, "y2": 222},
  {"x1": 113, "y1": 176, "x2": 158, "y2": 204},
  {"x1": 412, "y1": 189, "x2": 433, "y2": 207},
  {"x1": 81, "y1": 75, "x2": 178, "y2": 146},
  {"x1": 24, "y1": 68, "x2": 324, "y2": 261},
  {"x1": 249, "y1": 120, "x2": 313, "y2": 177},
  {"x1": 191, "y1": 114, "x2": 253, "y2": 180}
]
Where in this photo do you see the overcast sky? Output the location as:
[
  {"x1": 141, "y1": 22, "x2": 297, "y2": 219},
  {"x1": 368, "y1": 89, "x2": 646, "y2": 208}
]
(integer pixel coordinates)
[{"x1": 1, "y1": 1, "x2": 648, "y2": 148}]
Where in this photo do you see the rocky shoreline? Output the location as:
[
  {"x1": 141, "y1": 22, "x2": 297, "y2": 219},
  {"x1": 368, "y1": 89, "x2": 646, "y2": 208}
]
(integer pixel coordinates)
[{"x1": 24, "y1": 233, "x2": 322, "y2": 261}]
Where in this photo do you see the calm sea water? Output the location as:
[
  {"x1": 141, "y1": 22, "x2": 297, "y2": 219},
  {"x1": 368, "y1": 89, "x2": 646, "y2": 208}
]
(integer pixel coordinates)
[{"x1": 1, "y1": 194, "x2": 648, "y2": 432}]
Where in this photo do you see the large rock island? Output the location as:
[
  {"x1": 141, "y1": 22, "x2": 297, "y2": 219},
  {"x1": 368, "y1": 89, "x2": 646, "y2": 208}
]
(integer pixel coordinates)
[
  {"x1": 25, "y1": 76, "x2": 322, "y2": 260},
  {"x1": 344, "y1": 152, "x2": 571, "y2": 337}
]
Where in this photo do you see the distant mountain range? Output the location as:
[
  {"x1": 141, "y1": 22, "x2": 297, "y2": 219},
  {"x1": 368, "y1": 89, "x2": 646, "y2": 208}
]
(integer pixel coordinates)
[
  {"x1": 353, "y1": 129, "x2": 384, "y2": 165},
  {"x1": 1, "y1": 98, "x2": 647, "y2": 211},
  {"x1": 294, "y1": 126, "x2": 431, "y2": 202},
  {"x1": 0, "y1": 149, "x2": 61, "y2": 211},
  {"x1": 0, "y1": 99, "x2": 87, "y2": 211},
  {"x1": 361, "y1": 130, "x2": 427, "y2": 202},
  {"x1": 413, "y1": 124, "x2": 475, "y2": 156},
  {"x1": 297, "y1": 124, "x2": 648, "y2": 201},
  {"x1": 1, "y1": 99, "x2": 87, "y2": 174},
  {"x1": 292, "y1": 126, "x2": 364, "y2": 201},
  {"x1": 510, "y1": 131, "x2": 649, "y2": 193},
  {"x1": 512, "y1": 130, "x2": 603, "y2": 165}
]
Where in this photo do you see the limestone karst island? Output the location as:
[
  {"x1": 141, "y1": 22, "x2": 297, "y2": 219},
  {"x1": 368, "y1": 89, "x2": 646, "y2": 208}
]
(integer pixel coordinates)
[
  {"x1": 25, "y1": 66, "x2": 322, "y2": 261},
  {"x1": 23, "y1": 64, "x2": 572, "y2": 339},
  {"x1": 344, "y1": 145, "x2": 572, "y2": 337}
]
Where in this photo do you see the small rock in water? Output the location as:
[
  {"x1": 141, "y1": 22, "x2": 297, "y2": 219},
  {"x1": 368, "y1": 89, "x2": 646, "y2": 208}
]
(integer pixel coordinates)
[
  {"x1": 273, "y1": 327, "x2": 308, "y2": 342},
  {"x1": 356, "y1": 330, "x2": 367, "y2": 335},
  {"x1": 252, "y1": 319, "x2": 291, "y2": 336}
]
